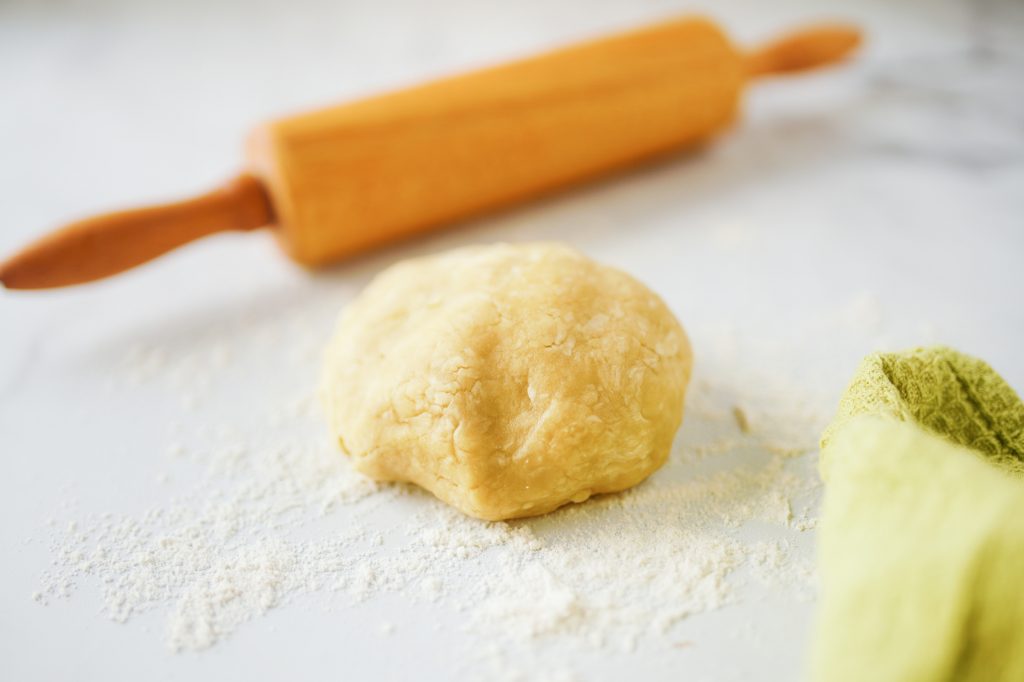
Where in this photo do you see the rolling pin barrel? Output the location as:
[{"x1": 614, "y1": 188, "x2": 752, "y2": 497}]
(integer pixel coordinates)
[
  {"x1": 247, "y1": 17, "x2": 745, "y2": 266},
  {"x1": 0, "y1": 18, "x2": 860, "y2": 290}
]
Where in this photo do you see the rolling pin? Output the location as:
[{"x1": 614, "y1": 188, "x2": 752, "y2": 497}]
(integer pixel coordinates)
[{"x1": 0, "y1": 17, "x2": 861, "y2": 290}]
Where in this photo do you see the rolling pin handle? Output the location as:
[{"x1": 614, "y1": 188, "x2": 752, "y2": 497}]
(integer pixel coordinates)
[
  {"x1": 0, "y1": 174, "x2": 274, "y2": 290},
  {"x1": 745, "y1": 24, "x2": 862, "y2": 78}
]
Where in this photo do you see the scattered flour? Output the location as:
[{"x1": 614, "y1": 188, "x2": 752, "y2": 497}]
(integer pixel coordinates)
[{"x1": 34, "y1": 296, "x2": 833, "y2": 675}]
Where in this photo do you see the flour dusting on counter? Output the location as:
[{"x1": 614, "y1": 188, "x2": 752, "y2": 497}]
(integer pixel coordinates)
[{"x1": 33, "y1": 301, "x2": 827, "y2": 671}]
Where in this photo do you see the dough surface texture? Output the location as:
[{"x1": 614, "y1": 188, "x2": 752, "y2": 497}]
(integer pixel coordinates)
[{"x1": 321, "y1": 242, "x2": 692, "y2": 520}]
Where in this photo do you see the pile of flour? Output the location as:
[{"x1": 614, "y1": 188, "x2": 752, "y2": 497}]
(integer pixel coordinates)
[{"x1": 33, "y1": 292, "x2": 835, "y2": 675}]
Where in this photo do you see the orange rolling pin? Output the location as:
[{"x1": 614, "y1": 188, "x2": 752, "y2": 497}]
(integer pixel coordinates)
[{"x1": 0, "y1": 17, "x2": 861, "y2": 290}]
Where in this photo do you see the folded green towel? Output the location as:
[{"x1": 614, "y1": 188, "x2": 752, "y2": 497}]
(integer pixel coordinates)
[{"x1": 813, "y1": 346, "x2": 1024, "y2": 682}]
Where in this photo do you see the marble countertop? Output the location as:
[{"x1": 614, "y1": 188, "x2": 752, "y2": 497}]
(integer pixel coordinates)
[{"x1": 1, "y1": 0, "x2": 1021, "y2": 680}]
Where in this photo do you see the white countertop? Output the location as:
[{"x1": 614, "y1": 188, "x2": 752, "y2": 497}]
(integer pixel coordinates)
[{"x1": 2, "y1": 0, "x2": 1022, "y2": 680}]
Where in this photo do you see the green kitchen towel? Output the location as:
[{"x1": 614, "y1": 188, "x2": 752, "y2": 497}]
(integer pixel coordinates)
[{"x1": 813, "y1": 346, "x2": 1024, "y2": 682}]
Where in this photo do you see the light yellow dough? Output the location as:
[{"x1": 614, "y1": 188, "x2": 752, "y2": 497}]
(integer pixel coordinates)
[{"x1": 321, "y1": 242, "x2": 692, "y2": 520}]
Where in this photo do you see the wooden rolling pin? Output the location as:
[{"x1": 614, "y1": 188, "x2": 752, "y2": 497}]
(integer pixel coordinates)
[{"x1": 0, "y1": 17, "x2": 860, "y2": 290}]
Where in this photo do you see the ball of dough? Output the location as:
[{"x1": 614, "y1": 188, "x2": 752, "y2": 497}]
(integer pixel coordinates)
[{"x1": 321, "y1": 242, "x2": 692, "y2": 520}]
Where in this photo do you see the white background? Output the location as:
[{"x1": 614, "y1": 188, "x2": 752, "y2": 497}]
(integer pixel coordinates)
[{"x1": 1, "y1": 0, "x2": 1022, "y2": 680}]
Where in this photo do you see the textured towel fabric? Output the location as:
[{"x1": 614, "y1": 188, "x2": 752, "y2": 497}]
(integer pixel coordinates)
[{"x1": 813, "y1": 347, "x2": 1024, "y2": 682}]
